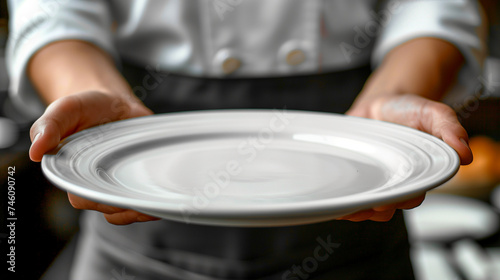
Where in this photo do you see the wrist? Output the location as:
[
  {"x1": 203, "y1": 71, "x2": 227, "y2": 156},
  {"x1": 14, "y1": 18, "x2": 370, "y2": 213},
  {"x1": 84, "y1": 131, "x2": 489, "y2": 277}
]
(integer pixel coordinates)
[{"x1": 28, "y1": 40, "x2": 133, "y2": 104}]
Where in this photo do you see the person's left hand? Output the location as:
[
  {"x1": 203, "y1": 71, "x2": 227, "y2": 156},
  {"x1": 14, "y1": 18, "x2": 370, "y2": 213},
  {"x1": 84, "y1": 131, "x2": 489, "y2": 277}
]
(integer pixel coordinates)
[{"x1": 337, "y1": 93, "x2": 473, "y2": 222}]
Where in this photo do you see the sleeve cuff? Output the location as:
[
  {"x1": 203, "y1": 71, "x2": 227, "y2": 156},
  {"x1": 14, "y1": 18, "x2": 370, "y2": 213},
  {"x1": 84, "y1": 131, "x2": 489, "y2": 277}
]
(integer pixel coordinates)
[{"x1": 371, "y1": 0, "x2": 488, "y2": 102}]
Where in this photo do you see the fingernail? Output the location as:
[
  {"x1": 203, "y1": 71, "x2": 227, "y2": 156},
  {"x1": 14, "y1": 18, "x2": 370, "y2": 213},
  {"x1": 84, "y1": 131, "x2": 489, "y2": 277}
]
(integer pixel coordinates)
[
  {"x1": 460, "y1": 138, "x2": 471, "y2": 151},
  {"x1": 32, "y1": 132, "x2": 41, "y2": 144}
]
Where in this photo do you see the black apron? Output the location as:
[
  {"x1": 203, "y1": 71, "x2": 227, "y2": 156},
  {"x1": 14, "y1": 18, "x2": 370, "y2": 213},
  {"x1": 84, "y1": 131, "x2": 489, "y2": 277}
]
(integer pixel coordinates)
[{"x1": 69, "y1": 63, "x2": 414, "y2": 280}]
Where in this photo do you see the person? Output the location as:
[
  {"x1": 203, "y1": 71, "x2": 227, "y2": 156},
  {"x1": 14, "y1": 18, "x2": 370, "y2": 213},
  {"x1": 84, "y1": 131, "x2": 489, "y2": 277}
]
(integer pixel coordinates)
[{"x1": 6, "y1": 0, "x2": 486, "y2": 279}]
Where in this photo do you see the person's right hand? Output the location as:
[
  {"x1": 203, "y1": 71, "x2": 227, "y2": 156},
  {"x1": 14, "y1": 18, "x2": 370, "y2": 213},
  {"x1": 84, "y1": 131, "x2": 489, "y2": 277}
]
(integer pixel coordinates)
[{"x1": 30, "y1": 91, "x2": 160, "y2": 225}]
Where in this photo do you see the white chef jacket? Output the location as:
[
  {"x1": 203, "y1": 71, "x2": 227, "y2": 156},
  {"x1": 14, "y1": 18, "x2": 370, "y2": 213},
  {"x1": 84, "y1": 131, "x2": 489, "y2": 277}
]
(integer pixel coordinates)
[{"x1": 6, "y1": 0, "x2": 487, "y2": 120}]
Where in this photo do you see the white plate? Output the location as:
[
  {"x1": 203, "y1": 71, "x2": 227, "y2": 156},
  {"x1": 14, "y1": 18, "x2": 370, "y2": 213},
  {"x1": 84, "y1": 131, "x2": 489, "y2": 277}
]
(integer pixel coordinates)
[{"x1": 42, "y1": 110, "x2": 459, "y2": 226}]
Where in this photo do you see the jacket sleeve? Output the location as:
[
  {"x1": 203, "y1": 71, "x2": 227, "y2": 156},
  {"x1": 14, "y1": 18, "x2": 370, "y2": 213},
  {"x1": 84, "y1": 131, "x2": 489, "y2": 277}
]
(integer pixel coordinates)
[
  {"x1": 6, "y1": 0, "x2": 117, "y2": 120},
  {"x1": 372, "y1": 0, "x2": 488, "y2": 102}
]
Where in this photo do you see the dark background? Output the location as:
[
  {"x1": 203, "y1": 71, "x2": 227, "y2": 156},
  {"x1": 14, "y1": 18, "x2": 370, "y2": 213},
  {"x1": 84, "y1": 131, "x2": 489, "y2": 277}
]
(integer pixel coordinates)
[{"x1": 0, "y1": 2, "x2": 80, "y2": 280}]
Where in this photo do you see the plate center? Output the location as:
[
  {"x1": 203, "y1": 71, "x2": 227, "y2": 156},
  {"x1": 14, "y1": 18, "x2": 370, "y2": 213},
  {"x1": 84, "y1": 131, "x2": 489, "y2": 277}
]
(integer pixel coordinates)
[{"x1": 109, "y1": 141, "x2": 388, "y2": 203}]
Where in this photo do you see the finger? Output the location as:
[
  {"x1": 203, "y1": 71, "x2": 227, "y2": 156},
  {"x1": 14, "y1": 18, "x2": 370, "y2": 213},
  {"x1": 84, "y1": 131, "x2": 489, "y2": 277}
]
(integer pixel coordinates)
[
  {"x1": 128, "y1": 99, "x2": 154, "y2": 117},
  {"x1": 396, "y1": 194, "x2": 426, "y2": 209},
  {"x1": 103, "y1": 210, "x2": 160, "y2": 225},
  {"x1": 67, "y1": 193, "x2": 160, "y2": 225},
  {"x1": 379, "y1": 96, "x2": 473, "y2": 165},
  {"x1": 337, "y1": 208, "x2": 398, "y2": 222},
  {"x1": 341, "y1": 194, "x2": 425, "y2": 222},
  {"x1": 423, "y1": 102, "x2": 473, "y2": 165},
  {"x1": 345, "y1": 104, "x2": 370, "y2": 118},
  {"x1": 373, "y1": 194, "x2": 426, "y2": 211},
  {"x1": 67, "y1": 193, "x2": 127, "y2": 214},
  {"x1": 337, "y1": 209, "x2": 375, "y2": 222},
  {"x1": 367, "y1": 209, "x2": 396, "y2": 222}
]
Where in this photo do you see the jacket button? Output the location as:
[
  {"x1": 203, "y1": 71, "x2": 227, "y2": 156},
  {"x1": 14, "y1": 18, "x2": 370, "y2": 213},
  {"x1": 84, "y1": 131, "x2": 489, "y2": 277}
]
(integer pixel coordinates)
[
  {"x1": 221, "y1": 57, "x2": 241, "y2": 74},
  {"x1": 286, "y1": 49, "x2": 306, "y2": 66}
]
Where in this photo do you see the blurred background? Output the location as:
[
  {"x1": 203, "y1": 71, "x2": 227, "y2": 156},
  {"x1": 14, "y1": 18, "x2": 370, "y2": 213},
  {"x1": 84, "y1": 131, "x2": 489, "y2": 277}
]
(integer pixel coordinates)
[
  {"x1": 0, "y1": 1, "x2": 499, "y2": 279},
  {"x1": 0, "y1": 1, "x2": 80, "y2": 279}
]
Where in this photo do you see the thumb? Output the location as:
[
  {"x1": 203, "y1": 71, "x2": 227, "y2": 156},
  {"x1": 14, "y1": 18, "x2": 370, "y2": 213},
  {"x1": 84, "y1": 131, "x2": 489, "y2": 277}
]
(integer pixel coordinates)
[
  {"x1": 128, "y1": 100, "x2": 154, "y2": 118},
  {"x1": 29, "y1": 92, "x2": 153, "y2": 162},
  {"x1": 29, "y1": 95, "x2": 83, "y2": 162}
]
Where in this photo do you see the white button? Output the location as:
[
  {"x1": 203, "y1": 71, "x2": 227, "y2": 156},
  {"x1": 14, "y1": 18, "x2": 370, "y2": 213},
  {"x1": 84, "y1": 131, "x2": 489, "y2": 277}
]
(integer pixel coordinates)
[
  {"x1": 286, "y1": 49, "x2": 306, "y2": 66},
  {"x1": 213, "y1": 49, "x2": 242, "y2": 75},
  {"x1": 278, "y1": 41, "x2": 315, "y2": 72},
  {"x1": 221, "y1": 57, "x2": 241, "y2": 74}
]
